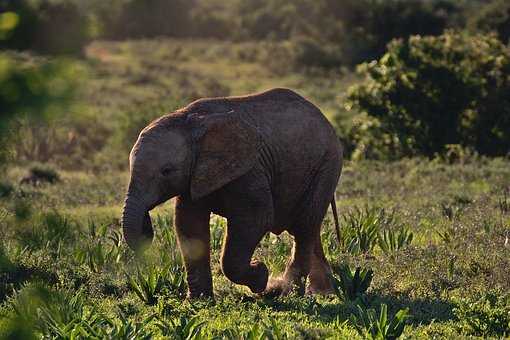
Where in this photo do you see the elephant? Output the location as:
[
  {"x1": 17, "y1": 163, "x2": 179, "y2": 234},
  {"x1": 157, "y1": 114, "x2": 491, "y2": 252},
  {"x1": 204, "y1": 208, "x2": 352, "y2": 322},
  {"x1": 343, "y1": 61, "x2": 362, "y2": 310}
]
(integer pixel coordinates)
[{"x1": 121, "y1": 88, "x2": 343, "y2": 298}]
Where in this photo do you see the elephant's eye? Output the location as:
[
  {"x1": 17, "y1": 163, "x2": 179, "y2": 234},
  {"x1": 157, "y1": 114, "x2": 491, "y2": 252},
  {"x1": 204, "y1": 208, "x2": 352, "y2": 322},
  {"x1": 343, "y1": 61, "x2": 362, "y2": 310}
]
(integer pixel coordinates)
[{"x1": 161, "y1": 167, "x2": 174, "y2": 176}]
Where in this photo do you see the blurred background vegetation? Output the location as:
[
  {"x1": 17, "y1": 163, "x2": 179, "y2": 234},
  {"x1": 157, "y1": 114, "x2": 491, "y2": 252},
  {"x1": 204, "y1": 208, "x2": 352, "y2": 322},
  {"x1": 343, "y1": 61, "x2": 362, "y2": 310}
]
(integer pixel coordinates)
[{"x1": 0, "y1": 0, "x2": 509, "y2": 170}]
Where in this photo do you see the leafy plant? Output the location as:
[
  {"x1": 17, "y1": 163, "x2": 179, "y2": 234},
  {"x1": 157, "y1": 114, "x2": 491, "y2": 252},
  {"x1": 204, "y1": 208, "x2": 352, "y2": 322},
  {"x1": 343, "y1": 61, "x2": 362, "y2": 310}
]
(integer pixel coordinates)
[
  {"x1": 219, "y1": 319, "x2": 288, "y2": 340},
  {"x1": 126, "y1": 266, "x2": 166, "y2": 305},
  {"x1": 378, "y1": 227, "x2": 413, "y2": 254},
  {"x1": 341, "y1": 206, "x2": 394, "y2": 254},
  {"x1": 75, "y1": 224, "x2": 124, "y2": 272},
  {"x1": 331, "y1": 264, "x2": 373, "y2": 301},
  {"x1": 103, "y1": 312, "x2": 154, "y2": 339},
  {"x1": 16, "y1": 212, "x2": 74, "y2": 253},
  {"x1": 155, "y1": 214, "x2": 183, "y2": 266},
  {"x1": 165, "y1": 264, "x2": 187, "y2": 297},
  {"x1": 75, "y1": 241, "x2": 116, "y2": 273},
  {"x1": 436, "y1": 227, "x2": 456, "y2": 244},
  {"x1": 10, "y1": 285, "x2": 106, "y2": 339},
  {"x1": 156, "y1": 316, "x2": 204, "y2": 339},
  {"x1": 210, "y1": 215, "x2": 226, "y2": 251},
  {"x1": 351, "y1": 303, "x2": 410, "y2": 340},
  {"x1": 441, "y1": 202, "x2": 464, "y2": 222}
]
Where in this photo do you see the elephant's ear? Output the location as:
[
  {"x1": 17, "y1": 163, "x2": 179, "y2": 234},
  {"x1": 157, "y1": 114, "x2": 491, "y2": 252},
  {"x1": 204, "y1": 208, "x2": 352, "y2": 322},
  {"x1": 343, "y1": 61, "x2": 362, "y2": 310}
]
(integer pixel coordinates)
[{"x1": 188, "y1": 111, "x2": 261, "y2": 200}]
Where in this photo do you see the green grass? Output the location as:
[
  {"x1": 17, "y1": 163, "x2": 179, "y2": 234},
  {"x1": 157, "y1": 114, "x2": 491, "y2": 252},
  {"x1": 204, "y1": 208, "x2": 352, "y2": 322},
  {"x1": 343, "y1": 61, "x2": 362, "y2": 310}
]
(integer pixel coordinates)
[
  {"x1": 1, "y1": 38, "x2": 510, "y2": 339},
  {"x1": 1, "y1": 157, "x2": 509, "y2": 339}
]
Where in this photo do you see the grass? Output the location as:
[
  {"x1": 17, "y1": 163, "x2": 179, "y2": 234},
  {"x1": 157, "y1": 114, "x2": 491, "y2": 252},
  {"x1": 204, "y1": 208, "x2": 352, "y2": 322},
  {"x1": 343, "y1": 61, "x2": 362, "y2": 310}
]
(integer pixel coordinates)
[
  {"x1": 1, "y1": 38, "x2": 510, "y2": 338},
  {"x1": 1, "y1": 157, "x2": 510, "y2": 338}
]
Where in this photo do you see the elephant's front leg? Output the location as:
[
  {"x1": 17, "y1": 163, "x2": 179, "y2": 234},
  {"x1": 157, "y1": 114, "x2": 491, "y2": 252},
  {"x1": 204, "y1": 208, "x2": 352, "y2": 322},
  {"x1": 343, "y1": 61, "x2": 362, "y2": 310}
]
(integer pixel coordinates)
[{"x1": 175, "y1": 197, "x2": 213, "y2": 298}]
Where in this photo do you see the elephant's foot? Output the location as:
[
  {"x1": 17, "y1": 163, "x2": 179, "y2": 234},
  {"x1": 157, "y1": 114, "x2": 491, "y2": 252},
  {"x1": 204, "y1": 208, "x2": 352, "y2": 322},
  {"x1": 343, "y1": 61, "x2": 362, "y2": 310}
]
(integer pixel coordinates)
[
  {"x1": 247, "y1": 261, "x2": 269, "y2": 294},
  {"x1": 305, "y1": 281, "x2": 334, "y2": 295},
  {"x1": 186, "y1": 268, "x2": 213, "y2": 299},
  {"x1": 306, "y1": 271, "x2": 334, "y2": 295},
  {"x1": 261, "y1": 276, "x2": 305, "y2": 298},
  {"x1": 187, "y1": 290, "x2": 214, "y2": 300}
]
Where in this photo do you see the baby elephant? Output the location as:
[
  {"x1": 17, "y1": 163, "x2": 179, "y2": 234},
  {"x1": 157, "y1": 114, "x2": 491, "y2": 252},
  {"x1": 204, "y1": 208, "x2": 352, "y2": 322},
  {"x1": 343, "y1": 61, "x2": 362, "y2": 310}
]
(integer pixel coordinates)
[{"x1": 122, "y1": 88, "x2": 342, "y2": 298}]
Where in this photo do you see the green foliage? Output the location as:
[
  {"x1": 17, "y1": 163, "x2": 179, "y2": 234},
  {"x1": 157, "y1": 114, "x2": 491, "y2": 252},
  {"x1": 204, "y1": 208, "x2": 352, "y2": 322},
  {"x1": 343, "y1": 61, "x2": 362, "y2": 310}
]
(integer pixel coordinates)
[
  {"x1": 331, "y1": 264, "x2": 373, "y2": 301},
  {"x1": 453, "y1": 292, "x2": 510, "y2": 337},
  {"x1": 347, "y1": 31, "x2": 510, "y2": 158},
  {"x1": 340, "y1": 207, "x2": 380, "y2": 254},
  {"x1": 351, "y1": 303, "x2": 410, "y2": 340},
  {"x1": 126, "y1": 266, "x2": 166, "y2": 305},
  {"x1": 21, "y1": 164, "x2": 60, "y2": 185},
  {"x1": 341, "y1": 206, "x2": 400, "y2": 255},
  {"x1": 84, "y1": 221, "x2": 124, "y2": 269},
  {"x1": 377, "y1": 228, "x2": 413, "y2": 254},
  {"x1": 0, "y1": 158, "x2": 509, "y2": 338},
  {"x1": 103, "y1": 312, "x2": 154, "y2": 339},
  {"x1": 469, "y1": 0, "x2": 510, "y2": 44},
  {"x1": 0, "y1": 53, "x2": 78, "y2": 164},
  {"x1": 126, "y1": 264, "x2": 186, "y2": 305},
  {"x1": 156, "y1": 316, "x2": 204, "y2": 339},
  {"x1": 10, "y1": 285, "x2": 105, "y2": 339},
  {"x1": 16, "y1": 212, "x2": 74, "y2": 253},
  {"x1": 0, "y1": 181, "x2": 13, "y2": 198}
]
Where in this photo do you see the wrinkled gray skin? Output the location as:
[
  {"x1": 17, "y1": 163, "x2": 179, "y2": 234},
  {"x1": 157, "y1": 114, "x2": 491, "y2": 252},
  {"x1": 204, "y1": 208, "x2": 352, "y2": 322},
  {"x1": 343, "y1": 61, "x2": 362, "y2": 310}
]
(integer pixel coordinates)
[{"x1": 122, "y1": 88, "x2": 342, "y2": 298}]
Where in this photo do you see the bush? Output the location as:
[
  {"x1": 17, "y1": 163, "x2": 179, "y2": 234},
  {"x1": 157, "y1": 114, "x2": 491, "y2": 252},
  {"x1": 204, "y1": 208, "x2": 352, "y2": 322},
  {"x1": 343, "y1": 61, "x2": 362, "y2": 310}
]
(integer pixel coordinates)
[
  {"x1": 469, "y1": 0, "x2": 510, "y2": 44},
  {"x1": 346, "y1": 31, "x2": 510, "y2": 159},
  {"x1": 291, "y1": 37, "x2": 344, "y2": 70},
  {"x1": 109, "y1": 0, "x2": 194, "y2": 39},
  {"x1": 331, "y1": 264, "x2": 373, "y2": 301},
  {"x1": 0, "y1": 0, "x2": 89, "y2": 55},
  {"x1": 0, "y1": 52, "x2": 78, "y2": 165},
  {"x1": 333, "y1": 0, "x2": 460, "y2": 66}
]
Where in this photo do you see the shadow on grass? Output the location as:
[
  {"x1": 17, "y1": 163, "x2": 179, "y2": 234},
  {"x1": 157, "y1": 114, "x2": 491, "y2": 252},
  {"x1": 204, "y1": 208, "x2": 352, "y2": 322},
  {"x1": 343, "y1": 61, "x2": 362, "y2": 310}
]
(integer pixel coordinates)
[
  {"x1": 0, "y1": 264, "x2": 58, "y2": 303},
  {"x1": 255, "y1": 292, "x2": 456, "y2": 326},
  {"x1": 367, "y1": 292, "x2": 456, "y2": 326}
]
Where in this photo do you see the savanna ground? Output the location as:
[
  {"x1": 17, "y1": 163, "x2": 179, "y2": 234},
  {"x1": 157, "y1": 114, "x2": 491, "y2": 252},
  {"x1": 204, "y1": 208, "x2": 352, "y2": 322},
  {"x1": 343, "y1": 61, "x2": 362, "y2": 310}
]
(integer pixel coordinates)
[{"x1": 1, "y1": 39, "x2": 510, "y2": 339}]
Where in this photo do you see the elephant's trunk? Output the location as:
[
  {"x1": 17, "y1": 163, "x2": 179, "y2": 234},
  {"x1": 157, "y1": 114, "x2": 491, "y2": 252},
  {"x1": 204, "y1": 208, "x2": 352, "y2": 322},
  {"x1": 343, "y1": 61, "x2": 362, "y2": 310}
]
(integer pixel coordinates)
[{"x1": 122, "y1": 194, "x2": 154, "y2": 252}]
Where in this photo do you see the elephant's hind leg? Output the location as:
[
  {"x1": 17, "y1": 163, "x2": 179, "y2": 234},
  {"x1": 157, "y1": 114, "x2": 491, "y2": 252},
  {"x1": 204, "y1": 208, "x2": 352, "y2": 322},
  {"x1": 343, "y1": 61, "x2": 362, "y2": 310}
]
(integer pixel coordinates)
[
  {"x1": 266, "y1": 162, "x2": 339, "y2": 297},
  {"x1": 221, "y1": 220, "x2": 269, "y2": 293},
  {"x1": 220, "y1": 173, "x2": 274, "y2": 294},
  {"x1": 307, "y1": 234, "x2": 334, "y2": 294}
]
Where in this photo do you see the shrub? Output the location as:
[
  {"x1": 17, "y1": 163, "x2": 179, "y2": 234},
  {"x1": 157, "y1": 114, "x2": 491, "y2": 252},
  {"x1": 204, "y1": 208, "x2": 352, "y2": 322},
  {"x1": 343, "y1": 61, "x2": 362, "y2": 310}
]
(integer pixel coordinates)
[
  {"x1": 0, "y1": 0, "x2": 89, "y2": 55},
  {"x1": 109, "y1": 0, "x2": 194, "y2": 39},
  {"x1": 331, "y1": 264, "x2": 373, "y2": 301},
  {"x1": 291, "y1": 37, "x2": 344, "y2": 69},
  {"x1": 20, "y1": 165, "x2": 60, "y2": 185},
  {"x1": 126, "y1": 266, "x2": 166, "y2": 305},
  {"x1": 340, "y1": 206, "x2": 394, "y2": 254},
  {"x1": 351, "y1": 303, "x2": 410, "y2": 340},
  {"x1": 346, "y1": 31, "x2": 510, "y2": 159},
  {"x1": 469, "y1": 0, "x2": 510, "y2": 44}
]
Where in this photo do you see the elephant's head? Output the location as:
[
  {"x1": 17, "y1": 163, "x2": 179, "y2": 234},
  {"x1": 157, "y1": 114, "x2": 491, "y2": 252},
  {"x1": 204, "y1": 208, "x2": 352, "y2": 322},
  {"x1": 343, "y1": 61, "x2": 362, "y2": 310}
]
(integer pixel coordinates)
[{"x1": 121, "y1": 109, "x2": 261, "y2": 251}]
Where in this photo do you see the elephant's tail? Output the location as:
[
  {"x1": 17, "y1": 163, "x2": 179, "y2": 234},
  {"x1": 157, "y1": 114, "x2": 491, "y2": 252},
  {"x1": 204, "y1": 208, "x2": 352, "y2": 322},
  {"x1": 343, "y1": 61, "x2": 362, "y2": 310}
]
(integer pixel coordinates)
[{"x1": 331, "y1": 197, "x2": 341, "y2": 246}]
